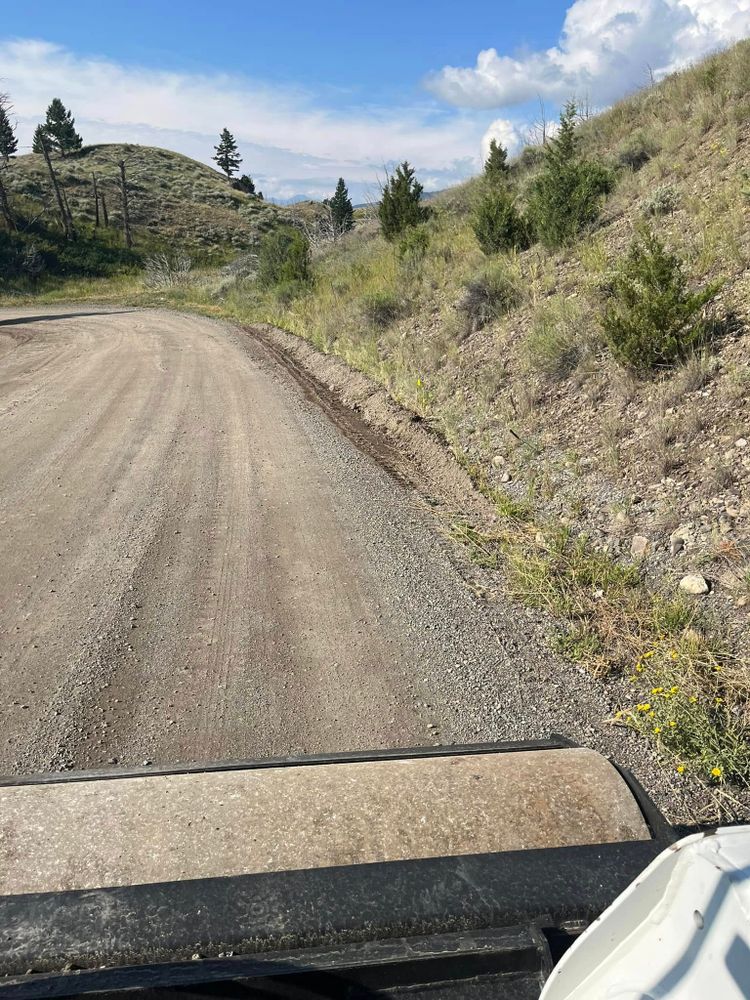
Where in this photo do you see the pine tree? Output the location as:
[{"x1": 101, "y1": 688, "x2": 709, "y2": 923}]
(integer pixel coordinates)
[
  {"x1": 44, "y1": 99, "x2": 83, "y2": 156},
  {"x1": 0, "y1": 96, "x2": 18, "y2": 162},
  {"x1": 328, "y1": 177, "x2": 354, "y2": 234},
  {"x1": 484, "y1": 138, "x2": 508, "y2": 181},
  {"x1": 213, "y1": 128, "x2": 241, "y2": 179},
  {"x1": 32, "y1": 124, "x2": 50, "y2": 154},
  {"x1": 378, "y1": 161, "x2": 430, "y2": 241}
]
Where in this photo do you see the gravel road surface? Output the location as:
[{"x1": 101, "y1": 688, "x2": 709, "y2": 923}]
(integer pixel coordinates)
[{"x1": 0, "y1": 308, "x2": 702, "y2": 820}]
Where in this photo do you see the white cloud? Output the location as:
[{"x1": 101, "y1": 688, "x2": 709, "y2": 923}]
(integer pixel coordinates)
[
  {"x1": 426, "y1": 0, "x2": 750, "y2": 109},
  {"x1": 0, "y1": 38, "x2": 486, "y2": 201},
  {"x1": 480, "y1": 119, "x2": 524, "y2": 163}
]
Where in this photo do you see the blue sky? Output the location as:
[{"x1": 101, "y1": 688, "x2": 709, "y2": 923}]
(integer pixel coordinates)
[
  {"x1": 2, "y1": 1, "x2": 567, "y2": 103},
  {"x1": 2, "y1": 1, "x2": 748, "y2": 202}
]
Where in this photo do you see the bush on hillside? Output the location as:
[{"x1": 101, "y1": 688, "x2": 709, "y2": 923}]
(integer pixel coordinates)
[
  {"x1": 360, "y1": 290, "x2": 403, "y2": 327},
  {"x1": 458, "y1": 260, "x2": 523, "y2": 333},
  {"x1": 257, "y1": 226, "x2": 310, "y2": 287},
  {"x1": 397, "y1": 224, "x2": 430, "y2": 263},
  {"x1": 524, "y1": 297, "x2": 598, "y2": 380},
  {"x1": 472, "y1": 186, "x2": 529, "y2": 255},
  {"x1": 602, "y1": 226, "x2": 721, "y2": 373},
  {"x1": 378, "y1": 161, "x2": 430, "y2": 241},
  {"x1": 616, "y1": 131, "x2": 659, "y2": 171},
  {"x1": 526, "y1": 102, "x2": 615, "y2": 249},
  {"x1": 144, "y1": 251, "x2": 192, "y2": 288},
  {"x1": 642, "y1": 183, "x2": 680, "y2": 217}
]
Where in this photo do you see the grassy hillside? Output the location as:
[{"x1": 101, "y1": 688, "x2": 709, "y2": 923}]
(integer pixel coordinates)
[
  {"x1": 4, "y1": 41, "x2": 750, "y2": 803},
  {"x1": 5, "y1": 143, "x2": 286, "y2": 250},
  {"x1": 0, "y1": 144, "x2": 304, "y2": 290}
]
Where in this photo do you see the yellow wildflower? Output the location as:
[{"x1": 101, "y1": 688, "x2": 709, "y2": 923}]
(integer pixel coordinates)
[
  {"x1": 676, "y1": 764, "x2": 685, "y2": 774},
  {"x1": 653, "y1": 726, "x2": 662, "y2": 734},
  {"x1": 715, "y1": 697, "x2": 724, "y2": 705},
  {"x1": 637, "y1": 703, "x2": 651, "y2": 712},
  {"x1": 711, "y1": 767, "x2": 723, "y2": 778},
  {"x1": 689, "y1": 695, "x2": 698, "y2": 704},
  {"x1": 670, "y1": 686, "x2": 679, "y2": 694},
  {"x1": 669, "y1": 720, "x2": 677, "y2": 728},
  {"x1": 644, "y1": 651, "x2": 655, "y2": 658},
  {"x1": 651, "y1": 687, "x2": 664, "y2": 695},
  {"x1": 669, "y1": 650, "x2": 679, "y2": 661}
]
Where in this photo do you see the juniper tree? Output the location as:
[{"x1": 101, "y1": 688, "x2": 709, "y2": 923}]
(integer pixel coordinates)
[
  {"x1": 328, "y1": 177, "x2": 354, "y2": 234},
  {"x1": 0, "y1": 96, "x2": 18, "y2": 162},
  {"x1": 483, "y1": 138, "x2": 508, "y2": 181},
  {"x1": 44, "y1": 98, "x2": 83, "y2": 155},
  {"x1": 378, "y1": 161, "x2": 429, "y2": 241},
  {"x1": 526, "y1": 101, "x2": 613, "y2": 248},
  {"x1": 233, "y1": 174, "x2": 256, "y2": 194},
  {"x1": 213, "y1": 128, "x2": 241, "y2": 179},
  {"x1": 472, "y1": 186, "x2": 528, "y2": 255}
]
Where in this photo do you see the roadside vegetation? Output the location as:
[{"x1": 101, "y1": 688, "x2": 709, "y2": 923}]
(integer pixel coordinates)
[{"x1": 2, "y1": 42, "x2": 750, "y2": 804}]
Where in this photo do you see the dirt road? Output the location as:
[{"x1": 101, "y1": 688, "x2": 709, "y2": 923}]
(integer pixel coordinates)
[
  {"x1": 0, "y1": 309, "x2": 693, "y2": 819},
  {"x1": 0, "y1": 308, "x2": 447, "y2": 771}
]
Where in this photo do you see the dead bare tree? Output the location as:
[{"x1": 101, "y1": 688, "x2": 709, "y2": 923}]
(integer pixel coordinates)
[
  {"x1": 101, "y1": 190, "x2": 109, "y2": 228},
  {"x1": 0, "y1": 169, "x2": 16, "y2": 230},
  {"x1": 39, "y1": 133, "x2": 75, "y2": 240},
  {"x1": 118, "y1": 160, "x2": 132, "y2": 249},
  {"x1": 92, "y1": 172, "x2": 100, "y2": 228},
  {"x1": 290, "y1": 203, "x2": 350, "y2": 253}
]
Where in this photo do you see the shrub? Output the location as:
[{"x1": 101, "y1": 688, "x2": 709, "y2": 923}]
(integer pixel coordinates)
[
  {"x1": 378, "y1": 161, "x2": 430, "y2": 241},
  {"x1": 616, "y1": 131, "x2": 659, "y2": 171},
  {"x1": 144, "y1": 251, "x2": 192, "y2": 288},
  {"x1": 257, "y1": 226, "x2": 310, "y2": 287},
  {"x1": 602, "y1": 226, "x2": 721, "y2": 373},
  {"x1": 361, "y1": 290, "x2": 403, "y2": 327},
  {"x1": 642, "y1": 183, "x2": 680, "y2": 217},
  {"x1": 472, "y1": 186, "x2": 529, "y2": 255},
  {"x1": 397, "y1": 225, "x2": 430, "y2": 264},
  {"x1": 458, "y1": 261, "x2": 523, "y2": 333},
  {"x1": 526, "y1": 102, "x2": 615, "y2": 248},
  {"x1": 524, "y1": 297, "x2": 597, "y2": 379},
  {"x1": 516, "y1": 145, "x2": 545, "y2": 171}
]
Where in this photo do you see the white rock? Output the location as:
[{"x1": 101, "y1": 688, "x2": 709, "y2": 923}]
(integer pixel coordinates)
[
  {"x1": 735, "y1": 438, "x2": 747, "y2": 448},
  {"x1": 679, "y1": 574, "x2": 710, "y2": 596},
  {"x1": 491, "y1": 455, "x2": 506, "y2": 468},
  {"x1": 631, "y1": 535, "x2": 650, "y2": 558}
]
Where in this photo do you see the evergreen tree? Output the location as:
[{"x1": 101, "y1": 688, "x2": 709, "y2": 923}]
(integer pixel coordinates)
[
  {"x1": 32, "y1": 124, "x2": 50, "y2": 154},
  {"x1": 378, "y1": 161, "x2": 430, "y2": 241},
  {"x1": 472, "y1": 186, "x2": 528, "y2": 255},
  {"x1": 44, "y1": 98, "x2": 83, "y2": 156},
  {"x1": 0, "y1": 97, "x2": 18, "y2": 162},
  {"x1": 232, "y1": 174, "x2": 256, "y2": 194},
  {"x1": 483, "y1": 138, "x2": 508, "y2": 181},
  {"x1": 526, "y1": 101, "x2": 614, "y2": 248},
  {"x1": 328, "y1": 177, "x2": 354, "y2": 234},
  {"x1": 213, "y1": 128, "x2": 241, "y2": 179}
]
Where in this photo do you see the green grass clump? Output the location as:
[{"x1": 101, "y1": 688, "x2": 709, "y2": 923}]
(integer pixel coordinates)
[
  {"x1": 458, "y1": 258, "x2": 523, "y2": 333},
  {"x1": 619, "y1": 636, "x2": 749, "y2": 786},
  {"x1": 524, "y1": 296, "x2": 597, "y2": 379},
  {"x1": 360, "y1": 289, "x2": 404, "y2": 327}
]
